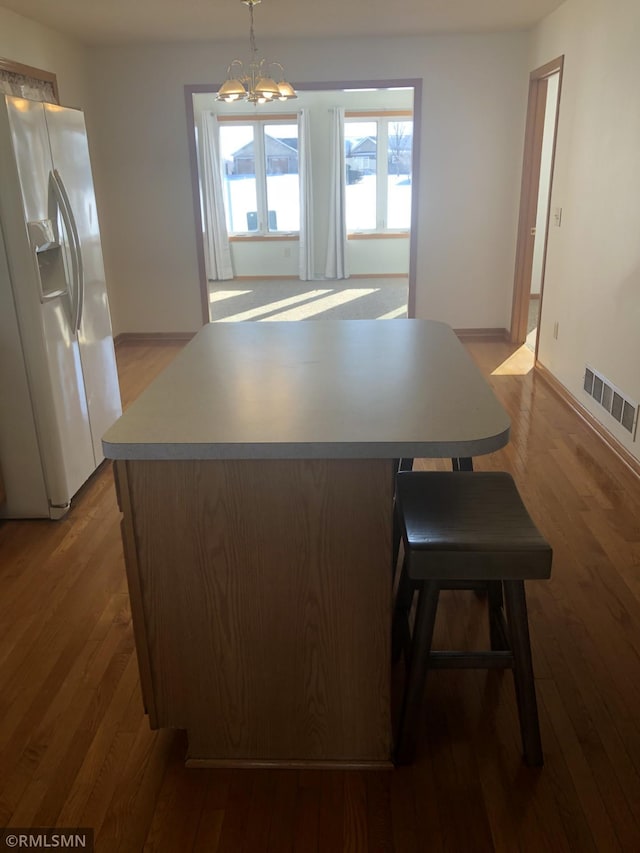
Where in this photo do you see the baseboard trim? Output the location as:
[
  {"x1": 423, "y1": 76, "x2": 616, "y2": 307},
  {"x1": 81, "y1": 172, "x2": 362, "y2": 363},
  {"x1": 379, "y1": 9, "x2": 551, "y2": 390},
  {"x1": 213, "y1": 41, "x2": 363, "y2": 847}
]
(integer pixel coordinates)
[
  {"x1": 114, "y1": 332, "x2": 197, "y2": 347},
  {"x1": 454, "y1": 327, "x2": 510, "y2": 343},
  {"x1": 535, "y1": 361, "x2": 640, "y2": 481},
  {"x1": 229, "y1": 274, "x2": 408, "y2": 282}
]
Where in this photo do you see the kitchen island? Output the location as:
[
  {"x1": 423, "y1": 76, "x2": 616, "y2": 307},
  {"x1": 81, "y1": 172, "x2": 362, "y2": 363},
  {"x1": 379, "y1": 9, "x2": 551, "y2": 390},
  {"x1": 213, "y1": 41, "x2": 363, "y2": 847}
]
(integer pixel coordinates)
[{"x1": 103, "y1": 319, "x2": 510, "y2": 767}]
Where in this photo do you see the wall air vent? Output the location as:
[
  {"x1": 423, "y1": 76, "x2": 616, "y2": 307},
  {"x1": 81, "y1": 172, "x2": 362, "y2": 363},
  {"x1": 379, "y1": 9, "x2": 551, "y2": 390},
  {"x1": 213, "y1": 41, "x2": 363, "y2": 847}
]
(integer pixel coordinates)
[{"x1": 584, "y1": 365, "x2": 638, "y2": 440}]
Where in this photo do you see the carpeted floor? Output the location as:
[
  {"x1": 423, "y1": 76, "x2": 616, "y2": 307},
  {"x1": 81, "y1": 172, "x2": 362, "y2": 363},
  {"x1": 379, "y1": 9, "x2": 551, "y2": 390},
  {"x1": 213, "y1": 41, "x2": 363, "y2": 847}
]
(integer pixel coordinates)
[{"x1": 208, "y1": 277, "x2": 409, "y2": 322}]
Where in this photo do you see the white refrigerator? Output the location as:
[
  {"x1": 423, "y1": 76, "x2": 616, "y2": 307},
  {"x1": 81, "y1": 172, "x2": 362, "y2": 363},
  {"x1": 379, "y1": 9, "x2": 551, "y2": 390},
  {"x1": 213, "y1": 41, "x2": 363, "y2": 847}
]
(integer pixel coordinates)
[{"x1": 0, "y1": 95, "x2": 122, "y2": 519}]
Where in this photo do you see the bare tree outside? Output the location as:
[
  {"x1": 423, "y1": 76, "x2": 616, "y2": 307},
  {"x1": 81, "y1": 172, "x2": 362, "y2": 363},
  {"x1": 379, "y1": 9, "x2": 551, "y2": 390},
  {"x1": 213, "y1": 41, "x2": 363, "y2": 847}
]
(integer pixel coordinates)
[{"x1": 388, "y1": 121, "x2": 412, "y2": 177}]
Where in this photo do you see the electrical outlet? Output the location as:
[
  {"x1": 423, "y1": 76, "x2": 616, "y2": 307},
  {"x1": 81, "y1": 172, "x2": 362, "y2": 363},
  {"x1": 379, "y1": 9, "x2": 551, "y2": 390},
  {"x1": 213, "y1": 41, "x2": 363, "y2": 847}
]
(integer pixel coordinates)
[
  {"x1": 284, "y1": 247, "x2": 292, "y2": 258},
  {"x1": 553, "y1": 206, "x2": 563, "y2": 227},
  {"x1": 553, "y1": 321, "x2": 559, "y2": 340}
]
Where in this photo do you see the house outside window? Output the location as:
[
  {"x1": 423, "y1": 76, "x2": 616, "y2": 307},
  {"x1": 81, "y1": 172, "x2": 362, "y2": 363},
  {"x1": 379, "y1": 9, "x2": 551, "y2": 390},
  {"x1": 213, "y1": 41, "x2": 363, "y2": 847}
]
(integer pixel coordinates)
[
  {"x1": 219, "y1": 121, "x2": 300, "y2": 234},
  {"x1": 344, "y1": 116, "x2": 413, "y2": 233}
]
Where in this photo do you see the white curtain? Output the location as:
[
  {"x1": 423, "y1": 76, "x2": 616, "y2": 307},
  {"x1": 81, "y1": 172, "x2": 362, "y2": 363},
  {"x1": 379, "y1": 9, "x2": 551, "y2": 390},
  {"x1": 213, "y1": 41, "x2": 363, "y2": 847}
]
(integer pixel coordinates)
[
  {"x1": 298, "y1": 108, "x2": 315, "y2": 281},
  {"x1": 201, "y1": 112, "x2": 233, "y2": 281},
  {"x1": 325, "y1": 107, "x2": 350, "y2": 280},
  {"x1": 0, "y1": 70, "x2": 57, "y2": 103}
]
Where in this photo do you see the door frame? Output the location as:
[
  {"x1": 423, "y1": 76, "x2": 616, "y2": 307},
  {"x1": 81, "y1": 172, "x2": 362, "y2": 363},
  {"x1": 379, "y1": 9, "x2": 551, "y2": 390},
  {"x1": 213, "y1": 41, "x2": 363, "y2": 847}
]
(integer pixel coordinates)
[
  {"x1": 185, "y1": 78, "x2": 422, "y2": 325},
  {"x1": 510, "y1": 56, "x2": 564, "y2": 348}
]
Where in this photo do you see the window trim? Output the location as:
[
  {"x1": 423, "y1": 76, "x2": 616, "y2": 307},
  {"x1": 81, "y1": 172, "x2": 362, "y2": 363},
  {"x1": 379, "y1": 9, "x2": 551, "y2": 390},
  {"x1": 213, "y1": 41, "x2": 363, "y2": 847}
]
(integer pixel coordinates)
[
  {"x1": 231, "y1": 233, "x2": 300, "y2": 240},
  {"x1": 348, "y1": 231, "x2": 409, "y2": 240}
]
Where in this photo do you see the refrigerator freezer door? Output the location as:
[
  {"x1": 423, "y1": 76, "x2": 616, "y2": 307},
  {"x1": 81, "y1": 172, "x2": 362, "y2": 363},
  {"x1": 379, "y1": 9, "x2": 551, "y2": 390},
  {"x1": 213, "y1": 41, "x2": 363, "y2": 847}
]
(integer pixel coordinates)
[
  {"x1": 45, "y1": 104, "x2": 122, "y2": 464},
  {"x1": 3, "y1": 96, "x2": 96, "y2": 511}
]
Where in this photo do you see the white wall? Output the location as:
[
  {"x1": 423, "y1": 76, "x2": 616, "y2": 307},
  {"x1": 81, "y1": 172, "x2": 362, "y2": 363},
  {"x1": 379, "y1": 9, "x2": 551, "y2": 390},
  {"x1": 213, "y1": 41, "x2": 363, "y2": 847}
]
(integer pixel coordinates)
[
  {"x1": 222, "y1": 238, "x2": 409, "y2": 280},
  {"x1": 0, "y1": 17, "x2": 530, "y2": 336},
  {"x1": 531, "y1": 0, "x2": 640, "y2": 462},
  {"x1": 0, "y1": 7, "x2": 88, "y2": 108},
  {"x1": 87, "y1": 33, "x2": 529, "y2": 334}
]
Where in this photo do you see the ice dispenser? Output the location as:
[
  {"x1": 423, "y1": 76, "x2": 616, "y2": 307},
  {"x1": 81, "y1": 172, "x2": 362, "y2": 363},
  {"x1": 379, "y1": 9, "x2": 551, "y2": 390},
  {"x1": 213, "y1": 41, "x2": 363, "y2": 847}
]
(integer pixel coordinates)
[{"x1": 27, "y1": 219, "x2": 68, "y2": 302}]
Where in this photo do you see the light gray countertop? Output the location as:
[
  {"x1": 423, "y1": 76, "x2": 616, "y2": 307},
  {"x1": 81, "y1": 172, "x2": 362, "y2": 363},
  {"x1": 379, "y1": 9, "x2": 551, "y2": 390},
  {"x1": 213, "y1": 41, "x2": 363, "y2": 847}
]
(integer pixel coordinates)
[{"x1": 102, "y1": 319, "x2": 510, "y2": 460}]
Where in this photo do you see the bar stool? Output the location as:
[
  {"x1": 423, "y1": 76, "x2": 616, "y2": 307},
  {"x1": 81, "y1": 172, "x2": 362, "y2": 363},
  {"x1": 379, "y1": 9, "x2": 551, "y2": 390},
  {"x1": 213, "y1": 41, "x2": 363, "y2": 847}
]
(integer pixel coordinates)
[
  {"x1": 392, "y1": 458, "x2": 414, "y2": 570},
  {"x1": 392, "y1": 458, "x2": 476, "y2": 572},
  {"x1": 392, "y1": 471, "x2": 552, "y2": 766}
]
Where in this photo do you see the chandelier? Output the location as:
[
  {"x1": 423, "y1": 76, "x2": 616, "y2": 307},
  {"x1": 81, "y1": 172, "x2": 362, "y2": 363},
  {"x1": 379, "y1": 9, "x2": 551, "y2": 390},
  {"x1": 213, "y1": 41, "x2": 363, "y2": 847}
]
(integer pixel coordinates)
[{"x1": 217, "y1": 0, "x2": 297, "y2": 105}]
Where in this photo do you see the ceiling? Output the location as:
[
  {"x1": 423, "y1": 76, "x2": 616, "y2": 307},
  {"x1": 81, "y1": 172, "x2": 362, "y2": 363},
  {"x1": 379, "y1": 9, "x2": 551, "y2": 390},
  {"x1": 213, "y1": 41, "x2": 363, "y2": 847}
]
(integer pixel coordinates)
[{"x1": 2, "y1": 0, "x2": 566, "y2": 46}]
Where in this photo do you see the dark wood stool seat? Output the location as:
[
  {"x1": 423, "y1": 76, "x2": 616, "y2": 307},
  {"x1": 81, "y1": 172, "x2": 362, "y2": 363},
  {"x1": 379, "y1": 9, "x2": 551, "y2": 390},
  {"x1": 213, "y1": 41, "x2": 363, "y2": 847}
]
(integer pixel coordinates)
[{"x1": 393, "y1": 471, "x2": 552, "y2": 767}]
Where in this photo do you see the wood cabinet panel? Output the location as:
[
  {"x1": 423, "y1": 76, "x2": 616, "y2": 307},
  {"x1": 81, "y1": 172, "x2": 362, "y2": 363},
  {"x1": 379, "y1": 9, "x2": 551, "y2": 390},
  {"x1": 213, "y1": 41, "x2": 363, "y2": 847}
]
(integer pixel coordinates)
[{"x1": 120, "y1": 457, "x2": 394, "y2": 766}]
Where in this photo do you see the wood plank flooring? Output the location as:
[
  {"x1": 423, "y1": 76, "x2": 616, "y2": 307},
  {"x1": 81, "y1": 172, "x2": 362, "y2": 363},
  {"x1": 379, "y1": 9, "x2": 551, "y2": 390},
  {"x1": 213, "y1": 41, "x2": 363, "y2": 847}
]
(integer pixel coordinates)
[{"x1": 1, "y1": 338, "x2": 640, "y2": 851}]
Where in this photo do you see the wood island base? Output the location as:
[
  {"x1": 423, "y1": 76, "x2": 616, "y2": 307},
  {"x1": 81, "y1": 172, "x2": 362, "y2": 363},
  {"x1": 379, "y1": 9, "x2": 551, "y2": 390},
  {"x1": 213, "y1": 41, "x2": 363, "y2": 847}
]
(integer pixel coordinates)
[{"x1": 115, "y1": 457, "x2": 394, "y2": 768}]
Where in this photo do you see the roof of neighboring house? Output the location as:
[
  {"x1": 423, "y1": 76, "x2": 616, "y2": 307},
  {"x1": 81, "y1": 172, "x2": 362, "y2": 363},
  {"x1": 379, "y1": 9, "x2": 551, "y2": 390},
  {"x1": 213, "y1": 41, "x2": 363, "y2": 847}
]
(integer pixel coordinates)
[
  {"x1": 347, "y1": 136, "x2": 377, "y2": 155},
  {"x1": 347, "y1": 134, "x2": 413, "y2": 157},
  {"x1": 232, "y1": 135, "x2": 299, "y2": 159}
]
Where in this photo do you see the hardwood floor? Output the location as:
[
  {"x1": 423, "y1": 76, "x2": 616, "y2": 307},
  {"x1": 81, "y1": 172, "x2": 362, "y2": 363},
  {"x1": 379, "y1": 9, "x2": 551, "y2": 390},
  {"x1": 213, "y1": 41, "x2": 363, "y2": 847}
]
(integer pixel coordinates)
[{"x1": 1, "y1": 338, "x2": 640, "y2": 851}]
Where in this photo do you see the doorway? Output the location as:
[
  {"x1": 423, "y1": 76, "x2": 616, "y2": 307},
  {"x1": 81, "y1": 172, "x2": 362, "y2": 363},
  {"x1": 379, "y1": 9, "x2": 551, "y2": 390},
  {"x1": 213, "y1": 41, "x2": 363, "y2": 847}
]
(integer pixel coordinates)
[
  {"x1": 185, "y1": 80, "x2": 421, "y2": 325},
  {"x1": 510, "y1": 57, "x2": 564, "y2": 353}
]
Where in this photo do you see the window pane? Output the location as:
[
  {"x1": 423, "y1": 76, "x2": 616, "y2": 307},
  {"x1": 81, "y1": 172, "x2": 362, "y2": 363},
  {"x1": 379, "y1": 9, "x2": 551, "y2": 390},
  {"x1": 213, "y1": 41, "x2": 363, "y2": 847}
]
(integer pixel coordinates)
[
  {"x1": 219, "y1": 124, "x2": 258, "y2": 232},
  {"x1": 387, "y1": 120, "x2": 413, "y2": 229},
  {"x1": 345, "y1": 121, "x2": 377, "y2": 231},
  {"x1": 264, "y1": 123, "x2": 299, "y2": 232}
]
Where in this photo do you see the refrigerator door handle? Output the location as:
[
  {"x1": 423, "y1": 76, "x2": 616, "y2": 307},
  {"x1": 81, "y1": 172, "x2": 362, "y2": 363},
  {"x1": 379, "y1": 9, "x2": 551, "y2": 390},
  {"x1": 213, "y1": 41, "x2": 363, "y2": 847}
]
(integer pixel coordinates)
[{"x1": 50, "y1": 169, "x2": 84, "y2": 333}]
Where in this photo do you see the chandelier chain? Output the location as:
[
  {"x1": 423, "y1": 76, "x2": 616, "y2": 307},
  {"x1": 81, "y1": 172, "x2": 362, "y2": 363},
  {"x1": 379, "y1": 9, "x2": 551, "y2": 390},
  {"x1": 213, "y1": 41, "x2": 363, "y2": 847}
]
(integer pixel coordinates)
[{"x1": 249, "y1": 3, "x2": 257, "y2": 60}]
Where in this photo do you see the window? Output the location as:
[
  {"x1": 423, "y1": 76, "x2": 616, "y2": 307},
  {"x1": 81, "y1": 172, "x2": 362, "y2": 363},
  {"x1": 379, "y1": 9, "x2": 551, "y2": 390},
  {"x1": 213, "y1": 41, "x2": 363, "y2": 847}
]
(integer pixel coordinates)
[
  {"x1": 344, "y1": 115, "x2": 413, "y2": 233},
  {"x1": 0, "y1": 57, "x2": 59, "y2": 103},
  {"x1": 219, "y1": 120, "x2": 299, "y2": 235}
]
